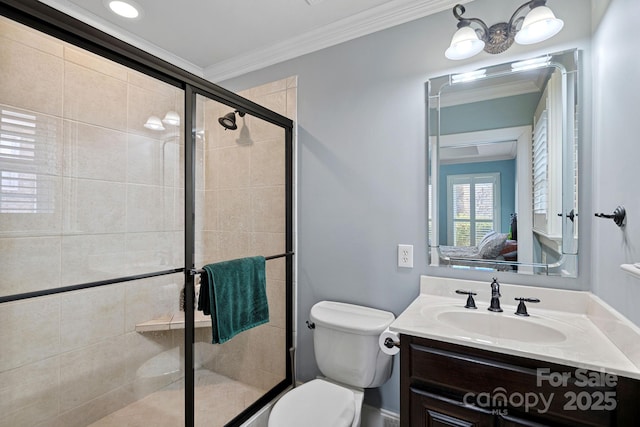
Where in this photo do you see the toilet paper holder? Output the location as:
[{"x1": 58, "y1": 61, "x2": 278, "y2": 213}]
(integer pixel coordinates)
[{"x1": 384, "y1": 337, "x2": 400, "y2": 348}]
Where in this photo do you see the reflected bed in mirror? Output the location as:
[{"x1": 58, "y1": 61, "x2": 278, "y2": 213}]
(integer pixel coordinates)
[{"x1": 427, "y1": 49, "x2": 579, "y2": 277}]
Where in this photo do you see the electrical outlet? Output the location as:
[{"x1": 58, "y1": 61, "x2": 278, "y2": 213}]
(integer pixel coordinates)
[{"x1": 397, "y1": 244, "x2": 413, "y2": 268}]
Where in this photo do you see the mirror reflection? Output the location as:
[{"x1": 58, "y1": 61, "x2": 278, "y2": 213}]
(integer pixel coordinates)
[{"x1": 428, "y1": 50, "x2": 578, "y2": 277}]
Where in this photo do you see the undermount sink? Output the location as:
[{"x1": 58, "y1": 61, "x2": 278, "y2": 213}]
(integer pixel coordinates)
[{"x1": 436, "y1": 310, "x2": 567, "y2": 343}]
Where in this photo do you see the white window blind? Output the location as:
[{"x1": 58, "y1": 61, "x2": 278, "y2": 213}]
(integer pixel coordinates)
[
  {"x1": 0, "y1": 109, "x2": 55, "y2": 213},
  {"x1": 532, "y1": 110, "x2": 548, "y2": 214}
]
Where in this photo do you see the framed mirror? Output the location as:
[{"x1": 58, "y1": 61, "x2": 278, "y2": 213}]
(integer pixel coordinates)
[{"x1": 427, "y1": 49, "x2": 579, "y2": 277}]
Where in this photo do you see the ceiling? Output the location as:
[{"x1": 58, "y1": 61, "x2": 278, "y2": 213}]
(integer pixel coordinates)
[{"x1": 38, "y1": 0, "x2": 467, "y2": 81}]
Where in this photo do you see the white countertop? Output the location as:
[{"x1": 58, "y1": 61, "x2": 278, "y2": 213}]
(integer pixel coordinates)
[{"x1": 390, "y1": 276, "x2": 640, "y2": 380}]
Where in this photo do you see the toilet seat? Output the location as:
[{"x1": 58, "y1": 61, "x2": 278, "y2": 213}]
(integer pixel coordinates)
[{"x1": 268, "y1": 379, "x2": 356, "y2": 427}]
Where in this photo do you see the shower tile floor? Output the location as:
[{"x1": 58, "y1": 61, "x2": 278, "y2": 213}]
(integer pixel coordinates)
[{"x1": 89, "y1": 369, "x2": 265, "y2": 427}]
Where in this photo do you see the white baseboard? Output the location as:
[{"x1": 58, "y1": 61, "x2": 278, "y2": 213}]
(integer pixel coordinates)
[{"x1": 361, "y1": 404, "x2": 400, "y2": 427}]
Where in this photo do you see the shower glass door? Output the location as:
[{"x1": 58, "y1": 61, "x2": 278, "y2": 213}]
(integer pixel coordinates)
[
  {"x1": 1, "y1": 2, "x2": 293, "y2": 425},
  {"x1": 0, "y1": 13, "x2": 186, "y2": 427},
  {"x1": 191, "y1": 91, "x2": 291, "y2": 426}
]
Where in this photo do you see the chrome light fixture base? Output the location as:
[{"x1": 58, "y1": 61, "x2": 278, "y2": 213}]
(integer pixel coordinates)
[
  {"x1": 445, "y1": 0, "x2": 563, "y2": 60},
  {"x1": 483, "y1": 22, "x2": 515, "y2": 54}
]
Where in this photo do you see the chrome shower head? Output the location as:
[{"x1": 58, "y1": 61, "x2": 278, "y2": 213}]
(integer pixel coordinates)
[{"x1": 218, "y1": 110, "x2": 245, "y2": 130}]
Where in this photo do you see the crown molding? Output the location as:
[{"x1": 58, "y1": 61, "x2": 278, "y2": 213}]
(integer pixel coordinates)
[
  {"x1": 37, "y1": 0, "x2": 205, "y2": 76},
  {"x1": 439, "y1": 79, "x2": 542, "y2": 108},
  {"x1": 205, "y1": 0, "x2": 471, "y2": 82}
]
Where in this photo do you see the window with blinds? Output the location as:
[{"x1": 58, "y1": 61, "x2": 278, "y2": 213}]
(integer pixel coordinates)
[
  {"x1": 532, "y1": 110, "x2": 548, "y2": 214},
  {"x1": 0, "y1": 108, "x2": 55, "y2": 214},
  {"x1": 447, "y1": 173, "x2": 500, "y2": 246}
]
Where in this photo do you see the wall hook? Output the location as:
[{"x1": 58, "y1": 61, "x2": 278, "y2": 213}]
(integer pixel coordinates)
[{"x1": 594, "y1": 206, "x2": 626, "y2": 227}]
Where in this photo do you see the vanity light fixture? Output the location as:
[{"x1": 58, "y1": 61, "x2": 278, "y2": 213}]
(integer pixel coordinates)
[
  {"x1": 445, "y1": 1, "x2": 564, "y2": 61},
  {"x1": 105, "y1": 0, "x2": 142, "y2": 19}
]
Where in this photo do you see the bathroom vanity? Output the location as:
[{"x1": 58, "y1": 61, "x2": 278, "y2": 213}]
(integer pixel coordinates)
[{"x1": 391, "y1": 276, "x2": 640, "y2": 426}]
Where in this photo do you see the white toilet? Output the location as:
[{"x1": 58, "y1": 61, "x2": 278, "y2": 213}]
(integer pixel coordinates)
[{"x1": 268, "y1": 301, "x2": 396, "y2": 427}]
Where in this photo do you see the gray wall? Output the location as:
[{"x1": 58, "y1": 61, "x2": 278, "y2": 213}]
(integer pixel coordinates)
[
  {"x1": 221, "y1": 0, "x2": 593, "y2": 414},
  {"x1": 591, "y1": 0, "x2": 640, "y2": 326}
]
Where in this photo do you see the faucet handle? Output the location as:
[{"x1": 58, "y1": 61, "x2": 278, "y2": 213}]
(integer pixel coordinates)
[
  {"x1": 455, "y1": 290, "x2": 478, "y2": 309},
  {"x1": 490, "y1": 278, "x2": 501, "y2": 296},
  {"x1": 514, "y1": 297, "x2": 540, "y2": 316}
]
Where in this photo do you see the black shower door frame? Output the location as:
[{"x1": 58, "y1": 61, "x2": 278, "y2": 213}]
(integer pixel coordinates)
[{"x1": 0, "y1": 1, "x2": 295, "y2": 426}]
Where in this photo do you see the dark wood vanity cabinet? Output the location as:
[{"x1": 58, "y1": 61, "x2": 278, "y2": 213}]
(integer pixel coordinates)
[{"x1": 400, "y1": 335, "x2": 640, "y2": 427}]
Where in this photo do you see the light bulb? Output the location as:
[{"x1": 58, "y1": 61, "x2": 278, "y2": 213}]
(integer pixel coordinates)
[
  {"x1": 515, "y1": 5, "x2": 564, "y2": 45},
  {"x1": 445, "y1": 26, "x2": 485, "y2": 60}
]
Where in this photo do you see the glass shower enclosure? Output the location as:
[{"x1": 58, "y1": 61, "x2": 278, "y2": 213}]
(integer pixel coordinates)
[{"x1": 0, "y1": 1, "x2": 294, "y2": 426}]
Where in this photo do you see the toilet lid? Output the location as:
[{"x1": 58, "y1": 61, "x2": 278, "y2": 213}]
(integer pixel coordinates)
[{"x1": 269, "y1": 379, "x2": 355, "y2": 427}]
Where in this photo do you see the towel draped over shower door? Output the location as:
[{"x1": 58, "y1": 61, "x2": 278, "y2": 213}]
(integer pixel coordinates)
[{"x1": 199, "y1": 256, "x2": 269, "y2": 344}]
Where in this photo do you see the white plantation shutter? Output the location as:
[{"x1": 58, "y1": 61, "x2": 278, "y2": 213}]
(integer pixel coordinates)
[
  {"x1": 532, "y1": 110, "x2": 548, "y2": 214},
  {"x1": 0, "y1": 109, "x2": 56, "y2": 213},
  {"x1": 452, "y1": 181, "x2": 471, "y2": 246}
]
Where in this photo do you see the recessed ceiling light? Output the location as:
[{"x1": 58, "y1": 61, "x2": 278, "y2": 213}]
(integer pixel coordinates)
[{"x1": 105, "y1": 0, "x2": 142, "y2": 19}]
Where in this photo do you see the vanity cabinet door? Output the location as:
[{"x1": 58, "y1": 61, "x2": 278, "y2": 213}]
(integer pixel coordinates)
[
  {"x1": 410, "y1": 388, "x2": 493, "y2": 427},
  {"x1": 400, "y1": 335, "x2": 639, "y2": 427}
]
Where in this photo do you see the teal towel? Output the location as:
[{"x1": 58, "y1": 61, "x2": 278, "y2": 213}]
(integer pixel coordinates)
[{"x1": 203, "y1": 256, "x2": 269, "y2": 344}]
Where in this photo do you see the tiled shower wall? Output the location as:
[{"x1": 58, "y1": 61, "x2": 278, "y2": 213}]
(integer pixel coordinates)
[
  {"x1": 0, "y1": 16, "x2": 186, "y2": 427},
  {"x1": 193, "y1": 77, "x2": 297, "y2": 391}
]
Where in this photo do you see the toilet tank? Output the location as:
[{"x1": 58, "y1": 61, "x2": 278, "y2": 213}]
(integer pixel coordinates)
[{"x1": 310, "y1": 301, "x2": 395, "y2": 388}]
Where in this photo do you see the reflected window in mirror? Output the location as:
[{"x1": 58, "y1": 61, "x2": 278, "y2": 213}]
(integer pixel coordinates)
[{"x1": 447, "y1": 172, "x2": 500, "y2": 247}]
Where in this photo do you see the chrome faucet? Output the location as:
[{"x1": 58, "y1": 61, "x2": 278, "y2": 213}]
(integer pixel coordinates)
[{"x1": 488, "y1": 278, "x2": 503, "y2": 312}]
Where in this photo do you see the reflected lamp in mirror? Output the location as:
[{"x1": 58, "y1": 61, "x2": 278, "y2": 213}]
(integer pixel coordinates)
[
  {"x1": 445, "y1": 1, "x2": 564, "y2": 60},
  {"x1": 426, "y1": 49, "x2": 579, "y2": 277}
]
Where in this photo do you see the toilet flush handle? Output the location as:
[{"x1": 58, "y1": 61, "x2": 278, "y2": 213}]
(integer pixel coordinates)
[{"x1": 306, "y1": 320, "x2": 315, "y2": 329}]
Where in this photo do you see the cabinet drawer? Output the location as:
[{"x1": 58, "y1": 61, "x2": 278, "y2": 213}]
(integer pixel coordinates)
[
  {"x1": 407, "y1": 338, "x2": 614, "y2": 426},
  {"x1": 410, "y1": 387, "x2": 494, "y2": 427}
]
